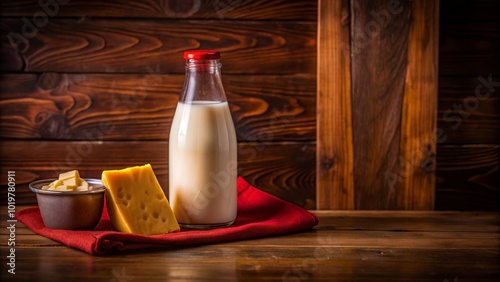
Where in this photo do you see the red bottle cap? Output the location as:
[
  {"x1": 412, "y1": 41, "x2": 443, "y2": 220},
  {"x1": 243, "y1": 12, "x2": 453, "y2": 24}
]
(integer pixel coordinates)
[{"x1": 183, "y1": 50, "x2": 220, "y2": 60}]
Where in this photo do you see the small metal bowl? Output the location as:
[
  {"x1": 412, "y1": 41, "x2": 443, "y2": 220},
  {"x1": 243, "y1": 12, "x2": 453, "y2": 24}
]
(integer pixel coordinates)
[{"x1": 29, "y1": 178, "x2": 105, "y2": 230}]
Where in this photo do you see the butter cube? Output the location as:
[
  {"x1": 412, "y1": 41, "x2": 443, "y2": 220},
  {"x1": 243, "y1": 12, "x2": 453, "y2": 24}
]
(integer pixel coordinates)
[
  {"x1": 63, "y1": 178, "x2": 79, "y2": 188},
  {"x1": 41, "y1": 170, "x2": 90, "y2": 191},
  {"x1": 54, "y1": 184, "x2": 72, "y2": 191},
  {"x1": 77, "y1": 181, "x2": 89, "y2": 191},
  {"x1": 59, "y1": 170, "x2": 80, "y2": 180}
]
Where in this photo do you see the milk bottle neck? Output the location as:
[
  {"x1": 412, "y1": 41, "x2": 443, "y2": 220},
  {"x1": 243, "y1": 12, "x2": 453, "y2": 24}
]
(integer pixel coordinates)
[{"x1": 179, "y1": 59, "x2": 227, "y2": 103}]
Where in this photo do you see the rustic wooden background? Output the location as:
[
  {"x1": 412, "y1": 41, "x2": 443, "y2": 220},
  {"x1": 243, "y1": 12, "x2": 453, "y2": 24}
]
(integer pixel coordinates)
[
  {"x1": 0, "y1": 0, "x2": 498, "y2": 210},
  {"x1": 317, "y1": 0, "x2": 439, "y2": 210},
  {"x1": 436, "y1": 0, "x2": 499, "y2": 210}
]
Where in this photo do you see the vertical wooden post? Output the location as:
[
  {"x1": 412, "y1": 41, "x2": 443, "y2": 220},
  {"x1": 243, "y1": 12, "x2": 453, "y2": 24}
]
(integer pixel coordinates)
[
  {"x1": 397, "y1": 0, "x2": 439, "y2": 209},
  {"x1": 317, "y1": 0, "x2": 355, "y2": 210},
  {"x1": 350, "y1": 0, "x2": 413, "y2": 209}
]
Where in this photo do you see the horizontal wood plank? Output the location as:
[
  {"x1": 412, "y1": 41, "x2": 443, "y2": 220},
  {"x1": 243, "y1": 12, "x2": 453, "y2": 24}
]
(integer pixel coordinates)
[
  {"x1": 435, "y1": 145, "x2": 500, "y2": 210},
  {"x1": 0, "y1": 140, "x2": 316, "y2": 208},
  {"x1": 440, "y1": 0, "x2": 500, "y2": 21},
  {"x1": 439, "y1": 21, "x2": 500, "y2": 76},
  {"x1": 438, "y1": 77, "x2": 500, "y2": 144},
  {"x1": 2, "y1": 242, "x2": 499, "y2": 263},
  {"x1": 314, "y1": 210, "x2": 500, "y2": 232},
  {"x1": 0, "y1": 19, "x2": 316, "y2": 74},
  {"x1": 0, "y1": 73, "x2": 316, "y2": 141},
  {"x1": 0, "y1": 0, "x2": 317, "y2": 20},
  {"x1": 1, "y1": 245, "x2": 498, "y2": 281},
  {"x1": 3, "y1": 143, "x2": 497, "y2": 211},
  {"x1": 4, "y1": 208, "x2": 499, "y2": 236},
  {"x1": 2, "y1": 227, "x2": 499, "y2": 250}
]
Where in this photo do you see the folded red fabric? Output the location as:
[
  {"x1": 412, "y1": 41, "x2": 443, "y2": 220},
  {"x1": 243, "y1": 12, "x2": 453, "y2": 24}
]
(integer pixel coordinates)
[{"x1": 17, "y1": 177, "x2": 318, "y2": 255}]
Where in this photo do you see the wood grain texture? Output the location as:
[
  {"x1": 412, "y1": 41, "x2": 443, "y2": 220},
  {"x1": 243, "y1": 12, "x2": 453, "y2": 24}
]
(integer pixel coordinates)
[
  {"x1": 350, "y1": 0, "x2": 412, "y2": 209},
  {"x1": 1, "y1": 209, "x2": 499, "y2": 281},
  {"x1": 0, "y1": 19, "x2": 316, "y2": 74},
  {"x1": 0, "y1": 0, "x2": 318, "y2": 21},
  {"x1": 397, "y1": 0, "x2": 439, "y2": 210},
  {"x1": 439, "y1": 21, "x2": 500, "y2": 76},
  {"x1": 436, "y1": 0, "x2": 500, "y2": 211},
  {"x1": 440, "y1": 0, "x2": 500, "y2": 21},
  {"x1": 316, "y1": 0, "x2": 354, "y2": 210},
  {"x1": 435, "y1": 145, "x2": 499, "y2": 211},
  {"x1": 3, "y1": 226, "x2": 499, "y2": 249},
  {"x1": 2, "y1": 247, "x2": 497, "y2": 281},
  {"x1": 0, "y1": 141, "x2": 316, "y2": 208},
  {"x1": 1, "y1": 0, "x2": 496, "y2": 212},
  {"x1": 314, "y1": 210, "x2": 500, "y2": 232},
  {"x1": 0, "y1": 73, "x2": 316, "y2": 141},
  {"x1": 239, "y1": 142, "x2": 316, "y2": 209},
  {"x1": 438, "y1": 77, "x2": 500, "y2": 144}
]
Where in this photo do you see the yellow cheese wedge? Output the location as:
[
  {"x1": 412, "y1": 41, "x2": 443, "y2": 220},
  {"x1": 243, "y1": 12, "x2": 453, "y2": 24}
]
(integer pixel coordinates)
[{"x1": 102, "y1": 164, "x2": 180, "y2": 235}]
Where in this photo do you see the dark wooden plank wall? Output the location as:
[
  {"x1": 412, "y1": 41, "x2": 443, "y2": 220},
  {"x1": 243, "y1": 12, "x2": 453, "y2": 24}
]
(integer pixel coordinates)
[
  {"x1": 436, "y1": 0, "x2": 500, "y2": 210},
  {"x1": 0, "y1": 0, "x2": 498, "y2": 210},
  {"x1": 0, "y1": 0, "x2": 318, "y2": 208}
]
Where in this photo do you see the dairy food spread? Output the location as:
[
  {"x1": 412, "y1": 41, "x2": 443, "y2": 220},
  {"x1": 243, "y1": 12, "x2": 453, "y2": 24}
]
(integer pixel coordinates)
[
  {"x1": 102, "y1": 164, "x2": 180, "y2": 235},
  {"x1": 42, "y1": 170, "x2": 92, "y2": 191}
]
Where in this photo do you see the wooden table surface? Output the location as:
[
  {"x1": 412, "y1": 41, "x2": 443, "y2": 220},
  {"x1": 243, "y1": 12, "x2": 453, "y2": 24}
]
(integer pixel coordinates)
[{"x1": 1, "y1": 207, "x2": 499, "y2": 281}]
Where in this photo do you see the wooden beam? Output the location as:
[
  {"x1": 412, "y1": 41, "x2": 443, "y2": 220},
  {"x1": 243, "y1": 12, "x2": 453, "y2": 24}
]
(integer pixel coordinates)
[
  {"x1": 350, "y1": 0, "x2": 412, "y2": 209},
  {"x1": 0, "y1": 19, "x2": 315, "y2": 74},
  {"x1": 0, "y1": 73, "x2": 315, "y2": 141},
  {"x1": 0, "y1": 141, "x2": 316, "y2": 208},
  {"x1": 316, "y1": 0, "x2": 355, "y2": 210},
  {"x1": 397, "y1": 0, "x2": 439, "y2": 209}
]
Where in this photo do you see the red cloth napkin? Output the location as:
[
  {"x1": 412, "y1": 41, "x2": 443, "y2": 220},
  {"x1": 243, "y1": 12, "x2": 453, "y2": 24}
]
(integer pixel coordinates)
[{"x1": 17, "y1": 177, "x2": 318, "y2": 255}]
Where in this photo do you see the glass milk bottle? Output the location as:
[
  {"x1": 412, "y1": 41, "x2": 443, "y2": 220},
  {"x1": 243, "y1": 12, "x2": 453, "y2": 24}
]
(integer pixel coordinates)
[{"x1": 169, "y1": 50, "x2": 237, "y2": 229}]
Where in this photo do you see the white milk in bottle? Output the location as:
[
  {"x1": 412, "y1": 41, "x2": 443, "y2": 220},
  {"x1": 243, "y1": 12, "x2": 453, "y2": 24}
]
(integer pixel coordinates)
[{"x1": 169, "y1": 50, "x2": 237, "y2": 229}]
